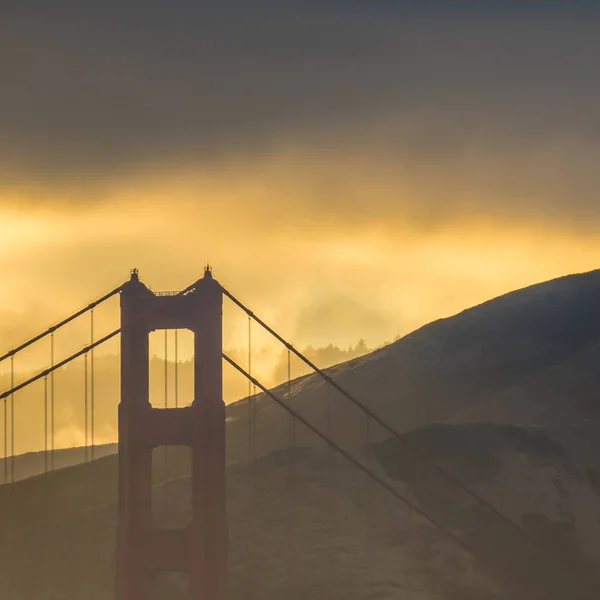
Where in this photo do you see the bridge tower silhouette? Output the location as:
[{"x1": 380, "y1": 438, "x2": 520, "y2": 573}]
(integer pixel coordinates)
[{"x1": 116, "y1": 267, "x2": 227, "y2": 600}]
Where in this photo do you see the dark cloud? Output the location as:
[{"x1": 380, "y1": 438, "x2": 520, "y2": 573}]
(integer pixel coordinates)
[{"x1": 2, "y1": 2, "x2": 600, "y2": 225}]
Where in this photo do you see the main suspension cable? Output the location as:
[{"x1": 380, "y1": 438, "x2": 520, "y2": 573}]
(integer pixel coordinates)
[
  {"x1": 0, "y1": 274, "x2": 208, "y2": 478},
  {"x1": 223, "y1": 288, "x2": 600, "y2": 597},
  {"x1": 222, "y1": 287, "x2": 527, "y2": 540},
  {"x1": 226, "y1": 353, "x2": 600, "y2": 599},
  {"x1": 0, "y1": 330, "x2": 119, "y2": 402},
  {"x1": 0, "y1": 275, "x2": 206, "y2": 410},
  {"x1": 222, "y1": 352, "x2": 477, "y2": 559},
  {"x1": 0, "y1": 283, "x2": 124, "y2": 364}
]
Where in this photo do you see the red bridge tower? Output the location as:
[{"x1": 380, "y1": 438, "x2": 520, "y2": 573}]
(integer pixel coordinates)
[{"x1": 115, "y1": 267, "x2": 227, "y2": 599}]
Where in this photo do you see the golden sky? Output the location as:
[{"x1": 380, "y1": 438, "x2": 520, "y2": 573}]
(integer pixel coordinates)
[
  {"x1": 3, "y1": 154, "x2": 600, "y2": 357},
  {"x1": 2, "y1": 3, "x2": 600, "y2": 453}
]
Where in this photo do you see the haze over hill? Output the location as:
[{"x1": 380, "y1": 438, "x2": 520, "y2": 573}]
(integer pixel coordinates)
[
  {"x1": 3, "y1": 269, "x2": 600, "y2": 598},
  {"x1": 0, "y1": 338, "x2": 376, "y2": 463}
]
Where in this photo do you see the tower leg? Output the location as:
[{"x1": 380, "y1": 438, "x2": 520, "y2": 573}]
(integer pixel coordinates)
[{"x1": 115, "y1": 268, "x2": 227, "y2": 600}]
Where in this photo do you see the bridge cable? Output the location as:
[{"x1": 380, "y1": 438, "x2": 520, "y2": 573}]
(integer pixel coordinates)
[
  {"x1": 164, "y1": 329, "x2": 169, "y2": 510},
  {"x1": 251, "y1": 377, "x2": 258, "y2": 599},
  {"x1": 0, "y1": 272, "x2": 209, "y2": 404},
  {"x1": 50, "y1": 332, "x2": 55, "y2": 471},
  {"x1": 84, "y1": 353, "x2": 89, "y2": 462},
  {"x1": 248, "y1": 317, "x2": 253, "y2": 460},
  {"x1": 224, "y1": 291, "x2": 600, "y2": 595},
  {"x1": 285, "y1": 347, "x2": 297, "y2": 594},
  {"x1": 0, "y1": 330, "x2": 119, "y2": 402},
  {"x1": 252, "y1": 379, "x2": 257, "y2": 455},
  {"x1": 0, "y1": 283, "x2": 124, "y2": 365},
  {"x1": 364, "y1": 409, "x2": 375, "y2": 586},
  {"x1": 249, "y1": 317, "x2": 257, "y2": 464},
  {"x1": 1, "y1": 277, "x2": 588, "y2": 593},
  {"x1": 174, "y1": 330, "x2": 179, "y2": 410},
  {"x1": 223, "y1": 354, "x2": 585, "y2": 599},
  {"x1": 0, "y1": 335, "x2": 120, "y2": 477},
  {"x1": 221, "y1": 287, "x2": 527, "y2": 541},
  {"x1": 174, "y1": 329, "x2": 179, "y2": 480},
  {"x1": 287, "y1": 349, "x2": 295, "y2": 446},
  {"x1": 325, "y1": 379, "x2": 338, "y2": 588},
  {"x1": 0, "y1": 274, "x2": 208, "y2": 405},
  {"x1": 222, "y1": 353, "x2": 481, "y2": 561},
  {"x1": 10, "y1": 356, "x2": 14, "y2": 483},
  {"x1": 90, "y1": 309, "x2": 95, "y2": 461},
  {"x1": 247, "y1": 316, "x2": 258, "y2": 597},
  {"x1": 44, "y1": 376, "x2": 48, "y2": 474},
  {"x1": 3, "y1": 368, "x2": 7, "y2": 484},
  {"x1": 0, "y1": 275, "x2": 208, "y2": 481},
  {"x1": 405, "y1": 502, "x2": 411, "y2": 600}
]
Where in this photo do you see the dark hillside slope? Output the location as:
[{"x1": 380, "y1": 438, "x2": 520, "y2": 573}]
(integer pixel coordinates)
[
  {"x1": 1, "y1": 424, "x2": 600, "y2": 599},
  {"x1": 4, "y1": 269, "x2": 600, "y2": 597}
]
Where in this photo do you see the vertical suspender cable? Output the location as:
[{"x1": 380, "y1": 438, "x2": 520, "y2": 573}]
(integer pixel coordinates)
[
  {"x1": 252, "y1": 382, "x2": 257, "y2": 449},
  {"x1": 10, "y1": 355, "x2": 14, "y2": 483},
  {"x1": 174, "y1": 329, "x2": 179, "y2": 479},
  {"x1": 250, "y1": 318, "x2": 257, "y2": 463},
  {"x1": 164, "y1": 329, "x2": 169, "y2": 507},
  {"x1": 325, "y1": 378, "x2": 337, "y2": 590},
  {"x1": 248, "y1": 317, "x2": 253, "y2": 460},
  {"x1": 364, "y1": 412, "x2": 373, "y2": 583},
  {"x1": 405, "y1": 488, "x2": 412, "y2": 598},
  {"x1": 90, "y1": 308, "x2": 95, "y2": 460},
  {"x1": 2, "y1": 374, "x2": 6, "y2": 484},
  {"x1": 164, "y1": 329, "x2": 168, "y2": 409},
  {"x1": 286, "y1": 347, "x2": 296, "y2": 596},
  {"x1": 84, "y1": 353, "x2": 89, "y2": 462},
  {"x1": 174, "y1": 330, "x2": 178, "y2": 409},
  {"x1": 247, "y1": 316, "x2": 257, "y2": 597},
  {"x1": 50, "y1": 332, "x2": 55, "y2": 471},
  {"x1": 288, "y1": 349, "x2": 295, "y2": 446},
  {"x1": 326, "y1": 372, "x2": 332, "y2": 443},
  {"x1": 287, "y1": 349, "x2": 291, "y2": 399},
  {"x1": 44, "y1": 376, "x2": 48, "y2": 474},
  {"x1": 405, "y1": 506, "x2": 410, "y2": 599}
]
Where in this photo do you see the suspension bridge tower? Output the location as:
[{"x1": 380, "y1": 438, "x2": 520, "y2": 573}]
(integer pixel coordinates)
[{"x1": 115, "y1": 267, "x2": 227, "y2": 600}]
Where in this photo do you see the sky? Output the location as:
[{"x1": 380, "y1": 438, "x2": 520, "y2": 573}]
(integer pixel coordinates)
[{"x1": 3, "y1": 2, "x2": 600, "y2": 382}]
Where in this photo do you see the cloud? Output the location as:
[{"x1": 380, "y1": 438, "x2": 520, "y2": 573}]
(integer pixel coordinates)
[
  {"x1": 2, "y1": 2, "x2": 600, "y2": 236},
  {"x1": 2, "y1": 4, "x2": 600, "y2": 190}
]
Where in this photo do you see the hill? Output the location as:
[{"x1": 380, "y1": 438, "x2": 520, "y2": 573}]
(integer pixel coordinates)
[{"x1": 3, "y1": 269, "x2": 600, "y2": 598}]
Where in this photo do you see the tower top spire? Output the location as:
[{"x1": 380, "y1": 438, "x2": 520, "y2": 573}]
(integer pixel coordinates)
[
  {"x1": 130, "y1": 268, "x2": 139, "y2": 282},
  {"x1": 204, "y1": 264, "x2": 213, "y2": 278}
]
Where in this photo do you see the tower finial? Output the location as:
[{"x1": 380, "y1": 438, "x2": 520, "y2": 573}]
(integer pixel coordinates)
[
  {"x1": 204, "y1": 264, "x2": 213, "y2": 278},
  {"x1": 130, "y1": 268, "x2": 139, "y2": 282}
]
